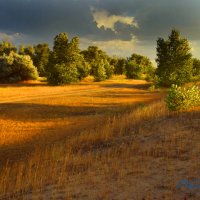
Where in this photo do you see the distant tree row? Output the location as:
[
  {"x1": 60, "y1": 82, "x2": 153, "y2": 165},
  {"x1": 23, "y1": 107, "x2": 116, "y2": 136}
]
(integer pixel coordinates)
[{"x1": 0, "y1": 30, "x2": 200, "y2": 86}]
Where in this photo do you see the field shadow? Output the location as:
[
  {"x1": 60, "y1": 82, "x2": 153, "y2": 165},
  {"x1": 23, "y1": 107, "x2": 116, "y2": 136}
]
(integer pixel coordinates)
[
  {"x1": 99, "y1": 82, "x2": 152, "y2": 90},
  {"x1": 0, "y1": 103, "x2": 110, "y2": 121},
  {"x1": 0, "y1": 82, "x2": 47, "y2": 88},
  {"x1": 0, "y1": 91, "x2": 163, "y2": 122}
]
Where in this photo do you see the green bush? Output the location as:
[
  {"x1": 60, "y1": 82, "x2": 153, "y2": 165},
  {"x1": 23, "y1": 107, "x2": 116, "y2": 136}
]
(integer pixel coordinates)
[
  {"x1": 165, "y1": 84, "x2": 200, "y2": 111},
  {"x1": 93, "y1": 61, "x2": 107, "y2": 82},
  {"x1": 125, "y1": 61, "x2": 143, "y2": 79},
  {"x1": 104, "y1": 60, "x2": 114, "y2": 79},
  {"x1": 47, "y1": 63, "x2": 79, "y2": 85},
  {"x1": 0, "y1": 52, "x2": 38, "y2": 83}
]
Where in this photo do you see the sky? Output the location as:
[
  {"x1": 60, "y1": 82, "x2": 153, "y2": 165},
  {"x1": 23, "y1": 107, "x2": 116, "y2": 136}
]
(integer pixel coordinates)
[{"x1": 0, "y1": 0, "x2": 200, "y2": 63}]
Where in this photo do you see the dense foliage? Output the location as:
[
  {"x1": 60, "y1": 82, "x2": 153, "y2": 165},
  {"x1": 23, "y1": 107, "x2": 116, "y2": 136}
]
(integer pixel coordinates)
[
  {"x1": 0, "y1": 52, "x2": 38, "y2": 83},
  {"x1": 126, "y1": 53, "x2": 155, "y2": 80},
  {"x1": 81, "y1": 46, "x2": 114, "y2": 81},
  {"x1": 33, "y1": 43, "x2": 50, "y2": 76},
  {"x1": 156, "y1": 30, "x2": 193, "y2": 86},
  {"x1": 0, "y1": 41, "x2": 17, "y2": 56},
  {"x1": 192, "y1": 58, "x2": 200, "y2": 80},
  {"x1": 46, "y1": 33, "x2": 89, "y2": 85},
  {"x1": 19, "y1": 44, "x2": 50, "y2": 76},
  {"x1": 165, "y1": 84, "x2": 200, "y2": 111},
  {"x1": 110, "y1": 57, "x2": 126, "y2": 75}
]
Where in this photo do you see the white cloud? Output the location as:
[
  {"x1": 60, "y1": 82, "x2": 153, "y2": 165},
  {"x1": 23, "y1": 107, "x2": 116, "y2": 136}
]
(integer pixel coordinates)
[{"x1": 91, "y1": 8, "x2": 138, "y2": 33}]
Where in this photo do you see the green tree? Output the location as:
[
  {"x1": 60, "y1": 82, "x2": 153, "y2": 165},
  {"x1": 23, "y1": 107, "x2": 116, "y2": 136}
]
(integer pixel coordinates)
[
  {"x1": 126, "y1": 53, "x2": 154, "y2": 80},
  {"x1": 47, "y1": 33, "x2": 89, "y2": 85},
  {"x1": 81, "y1": 46, "x2": 113, "y2": 80},
  {"x1": 47, "y1": 63, "x2": 79, "y2": 85},
  {"x1": 34, "y1": 43, "x2": 50, "y2": 76},
  {"x1": 53, "y1": 32, "x2": 69, "y2": 64},
  {"x1": 113, "y1": 58, "x2": 126, "y2": 75},
  {"x1": 93, "y1": 60, "x2": 107, "y2": 82},
  {"x1": 0, "y1": 41, "x2": 17, "y2": 56},
  {"x1": 24, "y1": 45, "x2": 35, "y2": 61},
  {"x1": 125, "y1": 61, "x2": 143, "y2": 79},
  {"x1": 0, "y1": 52, "x2": 38, "y2": 83},
  {"x1": 192, "y1": 58, "x2": 200, "y2": 77},
  {"x1": 104, "y1": 59, "x2": 114, "y2": 79},
  {"x1": 19, "y1": 44, "x2": 35, "y2": 61},
  {"x1": 156, "y1": 29, "x2": 193, "y2": 86}
]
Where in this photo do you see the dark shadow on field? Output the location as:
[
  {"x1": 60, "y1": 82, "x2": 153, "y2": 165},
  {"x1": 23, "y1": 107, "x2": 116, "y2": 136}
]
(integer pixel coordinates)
[
  {"x1": 100, "y1": 82, "x2": 152, "y2": 90},
  {"x1": 0, "y1": 93, "x2": 162, "y2": 122},
  {"x1": 91, "y1": 91, "x2": 162, "y2": 99},
  {"x1": 0, "y1": 82, "x2": 47, "y2": 88},
  {"x1": 0, "y1": 102, "x2": 115, "y2": 121},
  {"x1": 0, "y1": 103, "x2": 135, "y2": 122},
  {"x1": 0, "y1": 99, "x2": 161, "y2": 166},
  {"x1": 0, "y1": 80, "x2": 151, "y2": 89},
  {"x1": 0, "y1": 82, "x2": 163, "y2": 122},
  {"x1": 0, "y1": 81, "x2": 164, "y2": 166}
]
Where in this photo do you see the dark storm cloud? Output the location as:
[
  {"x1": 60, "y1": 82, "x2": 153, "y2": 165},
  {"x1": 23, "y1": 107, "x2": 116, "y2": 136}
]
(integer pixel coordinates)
[
  {"x1": 0, "y1": 0, "x2": 122, "y2": 43},
  {"x1": 0, "y1": 0, "x2": 200, "y2": 57},
  {"x1": 96, "y1": 0, "x2": 200, "y2": 40}
]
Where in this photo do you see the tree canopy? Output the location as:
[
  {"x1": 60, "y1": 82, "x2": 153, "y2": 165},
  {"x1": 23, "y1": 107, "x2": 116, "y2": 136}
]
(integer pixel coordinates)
[
  {"x1": 46, "y1": 33, "x2": 89, "y2": 85},
  {"x1": 156, "y1": 29, "x2": 193, "y2": 86},
  {"x1": 126, "y1": 53, "x2": 155, "y2": 80}
]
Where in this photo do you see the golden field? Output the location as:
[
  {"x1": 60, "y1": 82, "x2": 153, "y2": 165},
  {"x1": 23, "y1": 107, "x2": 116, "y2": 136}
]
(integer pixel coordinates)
[{"x1": 0, "y1": 76, "x2": 199, "y2": 200}]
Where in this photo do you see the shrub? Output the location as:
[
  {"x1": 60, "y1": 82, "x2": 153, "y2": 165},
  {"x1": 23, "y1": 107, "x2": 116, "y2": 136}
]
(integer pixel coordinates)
[
  {"x1": 125, "y1": 61, "x2": 143, "y2": 79},
  {"x1": 104, "y1": 60, "x2": 114, "y2": 79},
  {"x1": 0, "y1": 52, "x2": 38, "y2": 83},
  {"x1": 165, "y1": 84, "x2": 200, "y2": 111},
  {"x1": 93, "y1": 61, "x2": 107, "y2": 82},
  {"x1": 47, "y1": 63, "x2": 79, "y2": 85}
]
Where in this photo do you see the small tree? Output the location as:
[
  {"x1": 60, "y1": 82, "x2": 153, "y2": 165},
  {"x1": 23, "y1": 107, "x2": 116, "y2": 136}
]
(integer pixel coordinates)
[
  {"x1": 114, "y1": 58, "x2": 127, "y2": 75},
  {"x1": 156, "y1": 29, "x2": 193, "y2": 86},
  {"x1": 126, "y1": 53, "x2": 155, "y2": 80},
  {"x1": 192, "y1": 58, "x2": 200, "y2": 78},
  {"x1": 93, "y1": 60, "x2": 107, "y2": 82},
  {"x1": 104, "y1": 59, "x2": 114, "y2": 79},
  {"x1": 125, "y1": 61, "x2": 143, "y2": 79},
  {"x1": 81, "y1": 46, "x2": 113, "y2": 80}
]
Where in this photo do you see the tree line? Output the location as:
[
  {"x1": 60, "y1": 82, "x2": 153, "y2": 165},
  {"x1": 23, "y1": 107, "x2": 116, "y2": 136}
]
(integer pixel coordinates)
[{"x1": 0, "y1": 29, "x2": 200, "y2": 86}]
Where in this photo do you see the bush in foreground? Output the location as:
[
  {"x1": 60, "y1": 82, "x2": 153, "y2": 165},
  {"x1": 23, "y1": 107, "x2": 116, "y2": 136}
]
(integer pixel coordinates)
[{"x1": 165, "y1": 84, "x2": 200, "y2": 111}]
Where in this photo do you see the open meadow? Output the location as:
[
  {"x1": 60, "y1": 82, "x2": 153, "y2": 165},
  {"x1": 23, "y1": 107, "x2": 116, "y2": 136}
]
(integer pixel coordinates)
[{"x1": 0, "y1": 76, "x2": 199, "y2": 199}]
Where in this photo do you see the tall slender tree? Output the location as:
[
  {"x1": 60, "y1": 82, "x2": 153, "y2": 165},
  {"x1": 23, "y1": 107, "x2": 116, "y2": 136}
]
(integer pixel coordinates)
[{"x1": 156, "y1": 29, "x2": 193, "y2": 86}]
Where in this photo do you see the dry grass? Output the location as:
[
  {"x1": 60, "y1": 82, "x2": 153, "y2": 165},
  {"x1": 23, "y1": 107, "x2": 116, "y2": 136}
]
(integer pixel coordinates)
[{"x1": 0, "y1": 76, "x2": 199, "y2": 199}]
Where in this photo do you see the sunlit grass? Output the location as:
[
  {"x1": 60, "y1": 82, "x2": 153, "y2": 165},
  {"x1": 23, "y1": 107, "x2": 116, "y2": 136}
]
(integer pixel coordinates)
[{"x1": 0, "y1": 76, "x2": 199, "y2": 199}]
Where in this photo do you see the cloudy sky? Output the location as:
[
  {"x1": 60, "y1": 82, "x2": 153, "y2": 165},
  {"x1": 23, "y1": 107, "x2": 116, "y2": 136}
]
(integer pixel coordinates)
[{"x1": 1, "y1": 0, "x2": 200, "y2": 62}]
